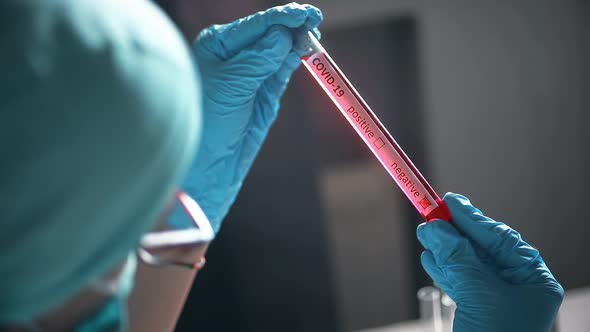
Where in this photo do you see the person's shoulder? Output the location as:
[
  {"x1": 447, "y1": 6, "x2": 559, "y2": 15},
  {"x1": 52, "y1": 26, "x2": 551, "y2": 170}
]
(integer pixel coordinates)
[{"x1": 1, "y1": 0, "x2": 199, "y2": 107}]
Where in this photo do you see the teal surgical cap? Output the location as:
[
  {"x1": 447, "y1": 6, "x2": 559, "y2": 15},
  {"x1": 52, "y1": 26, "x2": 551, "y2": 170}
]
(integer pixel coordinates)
[{"x1": 0, "y1": 0, "x2": 201, "y2": 322}]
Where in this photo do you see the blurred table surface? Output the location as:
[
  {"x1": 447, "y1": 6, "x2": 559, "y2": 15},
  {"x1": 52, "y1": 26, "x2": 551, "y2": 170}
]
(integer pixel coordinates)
[{"x1": 357, "y1": 287, "x2": 590, "y2": 332}]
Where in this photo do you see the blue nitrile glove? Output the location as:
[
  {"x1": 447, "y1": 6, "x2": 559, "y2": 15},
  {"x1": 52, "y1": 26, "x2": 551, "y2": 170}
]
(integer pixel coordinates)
[
  {"x1": 417, "y1": 193, "x2": 564, "y2": 332},
  {"x1": 185, "y1": 3, "x2": 323, "y2": 233}
]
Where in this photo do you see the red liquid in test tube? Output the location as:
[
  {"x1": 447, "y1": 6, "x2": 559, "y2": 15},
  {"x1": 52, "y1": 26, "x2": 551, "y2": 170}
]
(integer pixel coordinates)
[{"x1": 298, "y1": 31, "x2": 450, "y2": 222}]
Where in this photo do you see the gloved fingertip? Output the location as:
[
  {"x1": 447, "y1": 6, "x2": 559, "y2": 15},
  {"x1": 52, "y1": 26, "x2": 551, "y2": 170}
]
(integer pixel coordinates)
[
  {"x1": 286, "y1": 1, "x2": 305, "y2": 9},
  {"x1": 416, "y1": 222, "x2": 428, "y2": 247},
  {"x1": 420, "y1": 219, "x2": 475, "y2": 263},
  {"x1": 272, "y1": 51, "x2": 302, "y2": 85},
  {"x1": 430, "y1": 218, "x2": 456, "y2": 230},
  {"x1": 252, "y1": 50, "x2": 301, "y2": 105},
  {"x1": 444, "y1": 192, "x2": 482, "y2": 212},
  {"x1": 302, "y1": 4, "x2": 323, "y2": 29},
  {"x1": 285, "y1": 51, "x2": 302, "y2": 68},
  {"x1": 418, "y1": 218, "x2": 451, "y2": 238},
  {"x1": 267, "y1": 25, "x2": 292, "y2": 41},
  {"x1": 417, "y1": 220, "x2": 450, "y2": 249},
  {"x1": 444, "y1": 192, "x2": 486, "y2": 221},
  {"x1": 420, "y1": 251, "x2": 446, "y2": 285},
  {"x1": 302, "y1": 4, "x2": 323, "y2": 17},
  {"x1": 311, "y1": 27, "x2": 321, "y2": 40},
  {"x1": 292, "y1": 29, "x2": 316, "y2": 56},
  {"x1": 444, "y1": 192, "x2": 471, "y2": 206},
  {"x1": 420, "y1": 250, "x2": 437, "y2": 269},
  {"x1": 258, "y1": 25, "x2": 293, "y2": 57},
  {"x1": 270, "y1": 2, "x2": 309, "y2": 28}
]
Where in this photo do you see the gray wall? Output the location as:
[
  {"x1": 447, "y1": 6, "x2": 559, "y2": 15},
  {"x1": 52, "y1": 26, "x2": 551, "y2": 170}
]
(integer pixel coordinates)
[{"x1": 313, "y1": 0, "x2": 589, "y2": 289}]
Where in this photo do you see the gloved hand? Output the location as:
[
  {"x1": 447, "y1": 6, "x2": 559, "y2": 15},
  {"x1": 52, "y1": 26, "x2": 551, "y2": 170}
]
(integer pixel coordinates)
[
  {"x1": 417, "y1": 193, "x2": 564, "y2": 332},
  {"x1": 185, "y1": 3, "x2": 323, "y2": 233}
]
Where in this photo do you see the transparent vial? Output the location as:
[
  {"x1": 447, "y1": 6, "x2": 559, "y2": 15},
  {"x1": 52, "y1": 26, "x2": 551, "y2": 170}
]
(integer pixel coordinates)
[{"x1": 296, "y1": 31, "x2": 450, "y2": 222}]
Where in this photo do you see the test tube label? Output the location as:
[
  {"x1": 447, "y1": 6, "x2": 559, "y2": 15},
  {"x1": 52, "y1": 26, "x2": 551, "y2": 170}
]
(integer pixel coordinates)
[{"x1": 302, "y1": 52, "x2": 438, "y2": 216}]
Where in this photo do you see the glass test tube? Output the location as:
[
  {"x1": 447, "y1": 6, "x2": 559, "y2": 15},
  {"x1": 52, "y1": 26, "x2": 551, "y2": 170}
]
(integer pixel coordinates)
[
  {"x1": 297, "y1": 31, "x2": 451, "y2": 222},
  {"x1": 417, "y1": 286, "x2": 444, "y2": 332}
]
